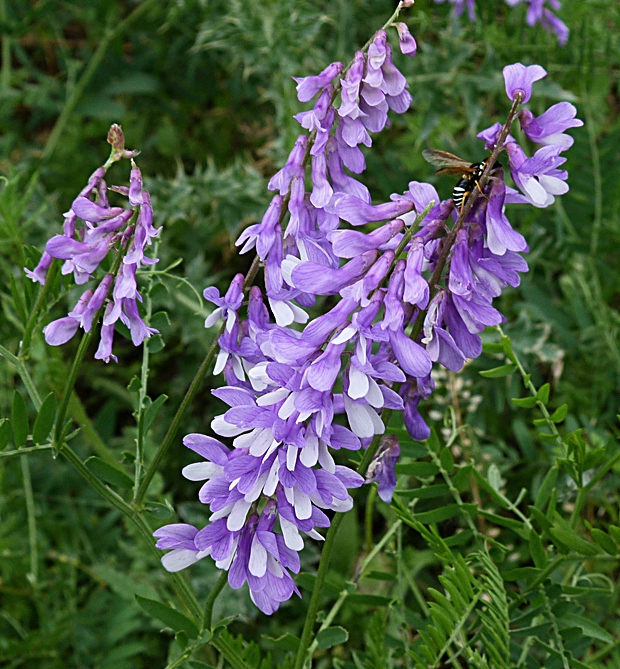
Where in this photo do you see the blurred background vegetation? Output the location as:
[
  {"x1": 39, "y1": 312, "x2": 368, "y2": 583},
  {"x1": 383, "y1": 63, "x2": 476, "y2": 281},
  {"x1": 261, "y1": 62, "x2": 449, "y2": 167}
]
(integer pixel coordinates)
[{"x1": 1, "y1": 0, "x2": 619, "y2": 667}]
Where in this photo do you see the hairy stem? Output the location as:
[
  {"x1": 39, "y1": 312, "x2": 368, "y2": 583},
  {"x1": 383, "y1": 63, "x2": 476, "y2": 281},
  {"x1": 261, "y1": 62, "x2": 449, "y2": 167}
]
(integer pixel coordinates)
[
  {"x1": 202, "y1": 569, "x2": 229, "y2": 631},
  {"x1": 293, "y1": 512, "x2": 345, "y2": 669},
  {"x1": 134, "y1": 327, "x2": 223, "y2": 506},
  {"x1": 20, "y1": 455, "x2": 39, "y2": 584},
  {"x1": 133, "y1": 242, "x2": 158, "y2": 499}
]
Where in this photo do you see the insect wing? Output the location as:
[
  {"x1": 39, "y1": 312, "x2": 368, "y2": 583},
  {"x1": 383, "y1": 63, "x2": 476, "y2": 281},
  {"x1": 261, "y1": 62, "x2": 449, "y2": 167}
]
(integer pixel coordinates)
[{"x1": 422, "y1": 149, "x2": 473, "y2": 171}]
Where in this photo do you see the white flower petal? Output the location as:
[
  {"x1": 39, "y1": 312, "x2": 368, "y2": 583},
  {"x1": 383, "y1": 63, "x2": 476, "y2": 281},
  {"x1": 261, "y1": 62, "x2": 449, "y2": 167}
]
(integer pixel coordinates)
[
  {"x1": 280, "y1": 516, "x2": 304, "y2": 551},
  {"x1": 348, "y1": 365, "x2": 369, "y2": 399},
  {"x1": 300, "y1": 434, "x2": 319, "y2": 467},
  {"x1": 248, "y1": 535, "x2": 268, "y2": 577},
  {"x1": 227, "y1": 499, "x2": 252, "y2": 531},
  {"x1": 181, "y1": 462, "x2": 223, "y2": 481},
  {"x1": 161, "y1": 549, "x2": 201, "y2": 572},
  {"x1": 287, "y1": 444, "x2": 299, "y2": 471},
  {"x1": 318, "y1": 441, "x2": 336, "y2": 473}
]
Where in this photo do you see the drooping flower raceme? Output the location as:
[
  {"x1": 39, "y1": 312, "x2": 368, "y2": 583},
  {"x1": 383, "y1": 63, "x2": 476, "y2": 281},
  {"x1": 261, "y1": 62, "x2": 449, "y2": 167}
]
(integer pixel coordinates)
[
  {"x1": 155, "y1": 42, "x2": 581, "y2": 615},
  {"x1": 26, "y1": 125, "x2": 160, "y2": 362}
]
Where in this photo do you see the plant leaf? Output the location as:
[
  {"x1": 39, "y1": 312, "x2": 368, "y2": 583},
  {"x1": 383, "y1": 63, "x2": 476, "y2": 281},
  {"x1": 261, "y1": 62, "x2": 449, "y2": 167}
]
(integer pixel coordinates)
[
  {"x1": 12, "y1": 391, "x2": 29, "y2": 448},
  {"x1": 316, "y1": 626, "x2": 348, "y2": 650},
  {"x1": 135, "y1": 595, "x2": 199, "y2": 638},
  {"x1": 32, "y1": 392, "x2": 57, "y2": 444},
  {"x1": 85, "y1": 456, "x2": 134, "y2": 489}
]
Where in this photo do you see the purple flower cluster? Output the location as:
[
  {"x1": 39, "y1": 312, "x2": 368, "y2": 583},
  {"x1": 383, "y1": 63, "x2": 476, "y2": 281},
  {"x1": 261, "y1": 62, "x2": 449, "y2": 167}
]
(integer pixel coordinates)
[
  {"x1": 156, "y1": 49, "x2": 580, "y2": 614},
  {"x1": 479, "y1": 63, "x2": 582, "y2": 209},
  {"x1": 434, "y1": 0, "x2": 569, "y2": 45},
  {"x1": 26, "y1": 126, "x2": 160, "y2": 362}
]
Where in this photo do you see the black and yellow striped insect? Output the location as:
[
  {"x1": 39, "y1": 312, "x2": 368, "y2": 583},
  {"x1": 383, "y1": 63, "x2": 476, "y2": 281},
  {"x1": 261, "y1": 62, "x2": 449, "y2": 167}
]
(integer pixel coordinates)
[{"x1": 422, "y1": 149, "x2": 498, "y2": 212}]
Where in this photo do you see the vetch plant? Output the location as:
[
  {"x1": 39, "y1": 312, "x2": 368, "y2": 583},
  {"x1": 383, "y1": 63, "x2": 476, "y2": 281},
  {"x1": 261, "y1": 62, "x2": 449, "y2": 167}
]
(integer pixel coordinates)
[
  {"x1": 7, "y1": 2, "x2": 617, "y2": 669},
  {"x1": 155, "y1": 15, "x2": 581, "y2": 647}
]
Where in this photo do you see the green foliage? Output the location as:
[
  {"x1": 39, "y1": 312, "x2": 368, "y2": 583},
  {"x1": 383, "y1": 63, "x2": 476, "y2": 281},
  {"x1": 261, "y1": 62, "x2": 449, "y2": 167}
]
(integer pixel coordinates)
[{"x1": 1, "y1": 0, "x2": 620, "y2": 667}]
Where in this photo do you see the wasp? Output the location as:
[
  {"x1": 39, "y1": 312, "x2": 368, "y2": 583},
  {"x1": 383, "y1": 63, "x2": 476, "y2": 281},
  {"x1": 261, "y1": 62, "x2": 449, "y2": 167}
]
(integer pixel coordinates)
[{"x1": 422, "y1": 149, "x2": 499, "y2": 212}]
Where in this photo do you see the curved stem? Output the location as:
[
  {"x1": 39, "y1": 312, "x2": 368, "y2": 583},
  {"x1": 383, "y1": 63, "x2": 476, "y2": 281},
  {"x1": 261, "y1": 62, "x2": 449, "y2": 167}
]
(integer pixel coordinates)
[
  {"x1": 133, "y1": 327, "x2": 223, "y2": 506},
  {"x1": 52, "y1": 328, "x2": 95, "y2": 445},
  {"x1": 293, "y1": 512, "x2": 344, "y2": 669},
  {"x1": 202, "y1": 569, "x2": 229, "y2": 631},
  {"x1": 20, "y1": 455, "x2": 39, "y2": 584}
]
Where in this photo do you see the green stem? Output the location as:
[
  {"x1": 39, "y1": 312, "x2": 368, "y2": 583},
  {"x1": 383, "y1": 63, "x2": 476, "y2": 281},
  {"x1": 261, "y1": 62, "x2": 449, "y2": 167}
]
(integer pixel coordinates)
[
  {"x1": 293, "y1": 512, "x2": 344, "y2": 669},
  {"x1": 134, "y1": 244, "x2": 158, "y2": 499},
  {"x1": 41, "y1": 0, "x2": 159, "y2": 163},
  {"x1": 0, "y1": 344, "x2": 42, "y2": 409},
  {"x1": 583, "y1": 87, "x2": 602, "y2": 256},
  {"x1": 53, "y1": 328, "x2": 96, "y2": 445},
  {"x1": 202, "y1": 570, "x2": 228, "y2": 631},
  {"x1": 134, "y1": 328, "x2": 222, "y2": 507},
  {"x1": 20, "y1": 455, "x2": 38, "y2": 584},
  {"x1": 0, "y1": 444, "x2": 53, "y2": 460},
  {"x1": 497, "y1": 325, "x2": 567, "y2": 458},
  {"x1": 364, "y1": 484, "x2": 377, "y2": 553},
  {"x1": 57, "y1": 440, "x2": 202, "y2": 621}
]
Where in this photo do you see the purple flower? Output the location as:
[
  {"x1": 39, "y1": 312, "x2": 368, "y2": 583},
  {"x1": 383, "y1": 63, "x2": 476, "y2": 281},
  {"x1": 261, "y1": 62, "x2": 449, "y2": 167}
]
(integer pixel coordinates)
[
  {"x1": 204, "y1": 274, "x2": 245, "y2": 331},
  {"x1": 502, "y1": 63, "x2": 547, "y2": 104},
  {"x1": 366, "y1": 434, "x2": 400, "y2": 502},
  {"x1": 24, "y1": 251, "x2": 53, "y2": 285},
  {"x1": 268, "y1": 135, "x2": 308, "y2": 195},
  {"x1": 394, "y1": 23, "x2": 417, "y2": 56},
  {"x1": 43, "y1": 290, "x2": 93, "y2": 346},
  {"x1": 433, "y1": 0, "x2": 476, "y2": 21},
  {"x1": 506, "y1": 142, "x2": 568, "y2": 207},
  {"x1": 154, "y1": 524, "x2": 208, "y2": 572},
  {"x1": 518, "y1": 102, "x2": 583, "y2": 150},
  {"x1": 293, "y1": 62, "x2": 343, "y2": 102},
  {"x1": 485, "y1": 180, "x2": 528, "y2": 255},
  {"x1": 236, "y1": 195, "x2": 283, "y2": 258},
  {"x1": 338, "y1": 52, "x2": 365, "y2": 119},
  {"x1": 333, "y1": 194, "x2": 414, "y2": 227}
]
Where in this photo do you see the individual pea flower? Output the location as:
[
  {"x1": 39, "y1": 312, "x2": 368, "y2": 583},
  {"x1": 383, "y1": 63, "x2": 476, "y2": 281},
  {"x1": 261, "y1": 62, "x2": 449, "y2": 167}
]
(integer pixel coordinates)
[
  {"x1": 432, "y1": 0, "x2": 476, "y2": 21},
  {"x1": 204, "y1": 273, "x2": 245, "y2": 331},
  {"x1": 366, "y1": 434, "x2": 401, "y2": 503},
  {"x1": 502, "y1": 62, "x2": 547, "y2": 105},
  {"x1": 293, "y1": 62, "x2": 343, "y2": 102},
  {"x1": 505, "y1": 142, "x2": 568, "y2": 207},
  {"x1": 394, "y1": 23, "x2": 417, "y2": 56},
  {"x1": 518, "y1": 102, "x2": 583, "y2": 150}
]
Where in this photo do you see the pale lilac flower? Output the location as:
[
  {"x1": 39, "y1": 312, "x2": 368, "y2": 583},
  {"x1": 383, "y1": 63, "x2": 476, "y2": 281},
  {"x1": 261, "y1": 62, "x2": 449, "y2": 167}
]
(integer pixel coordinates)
[
  {"x1": 204, "y1": 274, "x2": 245, "y2": 331},
  {"x1": 24, "y1": 251, "x2": 53, "y2": 285},
  {"x1": 394, "y1": 23, "x2": 417, "y2": 56},
  {"x1": 293, "y1": 62, "x2": 343, "y2": 102},
  {"x1": 502, "y1": 63, "x2": 547, "y2": 104},
  {"x1": 506, "y1": 142, "x2": 568, "y2": 207},
  {"x1": 518, "y1": 102, "x2": 583, "y2": 150},
  {"x1": 338, "y1": 52, "x2": 365, "y2": 119},
  {"x1": 43, "y1": 291, "x2": 93, "y2": 346}
]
